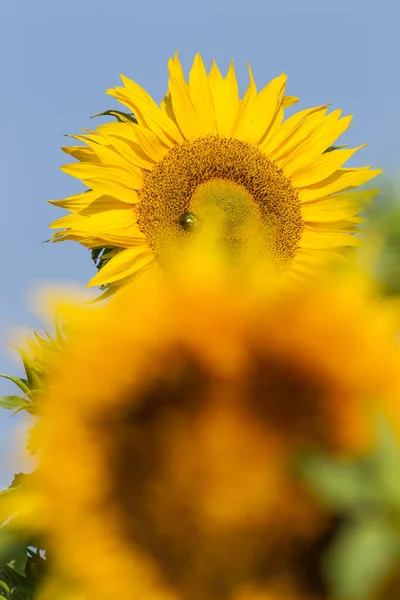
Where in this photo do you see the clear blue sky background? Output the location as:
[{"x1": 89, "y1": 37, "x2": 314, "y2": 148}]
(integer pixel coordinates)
[{"x1": 0, "y1": 0, "x2": 399, "y2": 487}]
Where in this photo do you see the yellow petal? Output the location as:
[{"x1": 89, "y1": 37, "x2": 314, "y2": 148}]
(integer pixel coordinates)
[
  {"x1": 282, "y1": 95, "x2": 299, "y2": 108},
  {"x1": 55, "y1": 229, "x2": 147, "y2": 248},
  {"x1": 233, "y1": 73, "x2": 287, "y2": 145},
  {"x1": 108, "y1": 78, "x2": 182, "y2": 146},
  {"x1": 208, "y1": 60, "x2": 240, "y2": 137},
  {"x1": 132, "y1": 125, "x2": 170, "y2": 163},
  {"x1": 264, "y1": 106, "x2": 328, "y2": 159},
  {"x1": 298, "y1": 168, "x2": 382, "y2": 203},
  {"x1": 305, "y1": 219, "x2": 358, "y2": 232},
  {"x1": 301, "y1": 189, "x2": 378, "y2": 222},
  {"x1": 87, "y1": 247, "x2": 155, "y2": 287},
  {"x1": 188, "y1": 54, "x2": 215, "y2": 134},
  {"x1": 281, "y1": 110, "x2": 353, "y2": 173},
  {"x1": 167, "y1": 53, "x2": 201, "y2": 139},
  {"x1": 62, "y1": 145, "x2": 101, "y2": 164},
  {"x1": 88, "y1": 184, "x2": 139, "y2": 205},
  {"x1": 292, "y1": 248, "x2": 327, "y2": 265},
  {"x1": 300, "y1": 229, "x2": 362, "y2": 249},
  {"x1": 95, "y1": 230, "x2": 147, "y2": 246},
  {"x1": 289, "y1": 145, "x2": 367, "y2": 187},
  {"x1": 49, "y1": 190, "x2": 102, "y2": 211},
  {"x1": 97, "y1": 123, "x2": 155, "y2": 171},
  {"x1": 50, "y1": 208, "x2": 136, "y2": 233},
  {"x1": 67, "y1": 134, "x2": 145, "y2": 178},
  {"x1": 61, "y1": 163, "x2": 143, "y2": 195},
  {"x1": 118, "y1": 76, "x2": 183, "y2": 144},
  {"x1": 231, "y1": 63, "x2": 257, "y2": 135},
  {"x1": 160, "y1": 90, "x2": 177, "y2": 124}
]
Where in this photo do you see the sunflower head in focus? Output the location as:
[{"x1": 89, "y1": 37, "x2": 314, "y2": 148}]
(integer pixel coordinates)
[
  {"x1": 25, "y1": 254, "x2": 400, "y2": 600},
  {"x1": 49, "y1": 54, "x2": 380, "y2": 294}
]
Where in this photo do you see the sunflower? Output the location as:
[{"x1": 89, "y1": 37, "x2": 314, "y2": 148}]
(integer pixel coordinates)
[
  {"x1": 50, "y1": 54, "x2": 380, "y2": 292},
  {"x1": 22, "y1": 255, "x2": 400, "y2": 600}
]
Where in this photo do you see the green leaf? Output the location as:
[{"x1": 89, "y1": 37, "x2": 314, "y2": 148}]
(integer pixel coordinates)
[
  {"x1": 0, "y1": 564, "x2": 32, "y2": 595},
  {"x1": 0, "y1": 377, "x2": 29, "y2": 396},
  {"x1": 369, "y1": 416, "x2": 400, "y2": 507},
  {"x1": 299, "y1": 453, "x2": 378, "y2": 511},
  {"x1": 91, "y1": 109, "x2": 137, "y2": 124},
  {"x1": 0, "y1": 398, "x2": 26, "y2": 412},
  {"x1": 324, "y1": 516, "x2": 400, "y2": 599},
  {"x1": 0, "y1": 396, "x2": 33, "y2": 417},
  {"x1": 7, "y1": 549, "x2": 27, "y2": 578},
  {"x1": 0, "y1": 580, "x2": 10, "y2": 594},
  {"x1": 91, "y1": 248, "x2": 103, "y2": 263}
]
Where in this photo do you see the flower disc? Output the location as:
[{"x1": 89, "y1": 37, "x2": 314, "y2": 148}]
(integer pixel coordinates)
[{"x1": 138, "y1": 136, "x2": 303, "y2": 269}]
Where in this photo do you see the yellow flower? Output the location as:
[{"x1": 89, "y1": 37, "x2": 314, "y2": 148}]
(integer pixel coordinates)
[
  {"x1": 25, "y1": 257, "x2": 400, "y2": 600},
  {"x1": 50, "y1": 54, "x2": 380, "y2": 292}
]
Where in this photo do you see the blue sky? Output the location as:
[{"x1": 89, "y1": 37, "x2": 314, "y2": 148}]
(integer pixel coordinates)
[{"x1": 0, "y1": 0, "x2": 398, "y2": 487}]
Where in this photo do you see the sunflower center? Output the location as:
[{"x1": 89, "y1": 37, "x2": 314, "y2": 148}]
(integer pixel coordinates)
[
  {"x1": 137, "y1": 136, "x2": 303, "y2": 269},
  {"x1": 190, "y1": 178, "x2": 262, "y2": 241}
]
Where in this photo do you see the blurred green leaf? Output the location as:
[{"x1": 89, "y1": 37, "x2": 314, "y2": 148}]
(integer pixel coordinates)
[
  {"x1": 370, "y1": 417, "x2": 400, "y2": 508},
  {"x1": 324, "y1": 516, "x2": 400, "y2": 599},
  {"x1": 7, "y1": 551, "x2": 27, "y2": 578},
  {"x1": 299, "y1": 453, "x2": 378, "y2": 511},
  {"x1": 0, "y1": 398, "x2": 27, "y2": 412}
]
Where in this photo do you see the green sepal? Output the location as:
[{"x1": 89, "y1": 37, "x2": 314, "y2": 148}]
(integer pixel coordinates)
[
  {"x1": 323, "y1": 144, "x2": 347, "y2": 153},
  {"x1": 91, "y1": 109, "x2": 137, "y2": 124}
]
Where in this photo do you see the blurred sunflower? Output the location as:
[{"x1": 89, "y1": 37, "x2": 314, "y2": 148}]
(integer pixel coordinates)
[
  {"x1": 49, "y1": 54, "x2": 380, "y2": 293},
  {"x1": 19, "y1": 256, "x2": 400, "y2": 600}
]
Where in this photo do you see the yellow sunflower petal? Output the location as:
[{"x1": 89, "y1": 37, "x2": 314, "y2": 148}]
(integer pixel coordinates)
[
  {"x1": 298, "y1": 168, "x2": 382, "y2": 203},
  {"x1": 282, "y1": 95, "x2": 299, "y2": 108},
  {"x1": 305, "y1": 219, "x2": 358, "y2": 232},
  {"x1": 94, "y1": 231, "x2": 148, "y2": 247},
  {"x1": 208, "y1": 60, "x2": 240, "y2": 137},
  {"x1": 61, "y1": 162, "x2": 142, "y2": 189},
  {"x1": 233, "y1": 73, "x2": 287, "y2": 145},
  {"x1": 62, "y1": 145, "x2": 101, "y2": 164},
  {"x1": 131, "y1": 125, "x2": 170, "y2": 163},
  {"x1": 49, "y1": 190, "x2": 102, "y2": 211},
  {"x1": 96, "y1": 122, "x2": 155, "y2": 171},
  {"x1": 301, "y1": 189, "x2": 378, "y2": 222},
  {"x1": 50, "y1": 209, "x2": 137, "y2": 233},
  {"x1": 265, "y1": 106, "x2": 329, "y2": 159},
  {"x1": 281, "y1": 110, "x2": 353, "y2": 173},
  {"x1": 67, "y1": 134, "x2": 145, "y2": 176},
  {"x1": 290, "y1": 145, "x2": 367, "y2": 187},
  {"x1": 231, "y1": 63, "x2": 257, "y2": 134},
  {"x1": 87, "y1": 247, "x2": 155, "y2": 287},
  {"x1": 188, "y1": 53, "x2": 215, "y2": 134},
  {"x1": 300, "y1": 229, "x2": 361, "y2": 249},
  {"x1": 108, "y1": 76, "x2": 183, "y2": 146},
  {"x1": 60, "y1": 163, "x2": 143, "y2": 204},
  {"x1": 167, "y1": 53, "x2": 202, "y2": 139},
  {"x1": 54, "y1": 229, "x2": 147, "y2": 248}
]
